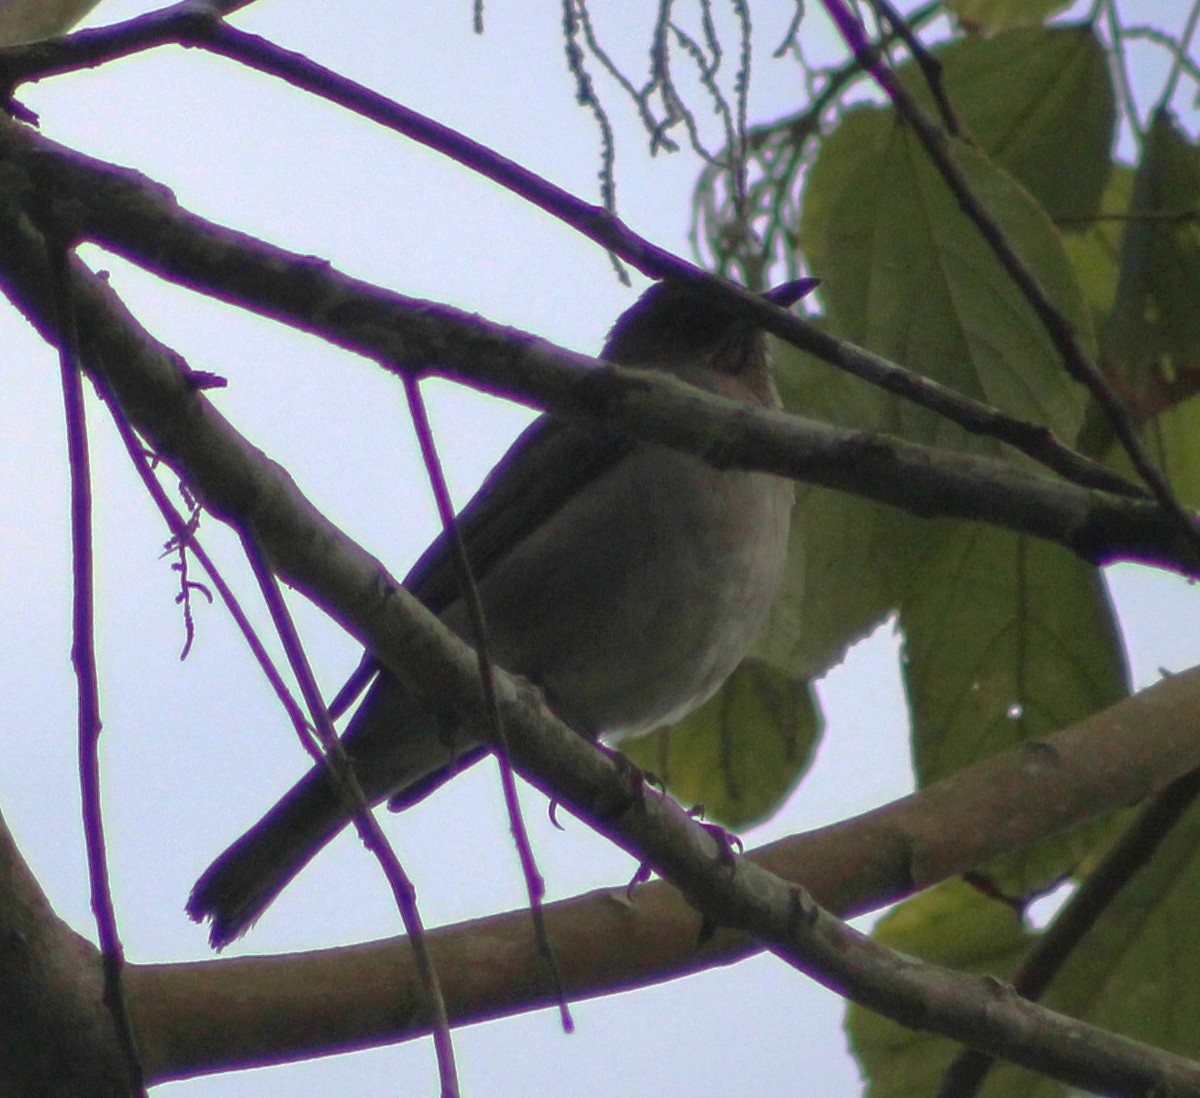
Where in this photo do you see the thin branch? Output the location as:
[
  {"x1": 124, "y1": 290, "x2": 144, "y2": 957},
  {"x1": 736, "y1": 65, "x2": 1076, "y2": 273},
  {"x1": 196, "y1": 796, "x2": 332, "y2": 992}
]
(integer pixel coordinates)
[
  {"x1": 0, "y1": 10, "x2": 1141, "y2": 497},
  {"x1": 667, "y1": 21, "x2": 732, "y2": 164},
  {"x1": 558, "y1": 0, "x2": 620, "y2": 220},
  {"x1": 401, "y1": 372, "x2": 573, "y2": 1033},
  {"x1": 1105, "y1": 0, "x2": 1145, "y2": 144},
  {"x1": 772, "y1": 1, "x2": 805, "y2": 59},
  {"x1": 49, "y1": 243, "x2": 146, "y2": 1097},
  {"x1": 869, "y1": 0, "x2": 961, "y2": 137},
  {"x1": 567, "y1": 0, "x2": 678, "y2": 155},
  {"x1": 1125, "y1": 23, "x2": 1200, "y2": 95},
  {"x1": 0, "y1": 196, "x2": 1191, "y2": 576},
  {"x1": 238, "y1": 531, "x2": 459, "y2": 1096},
  {"x1": 103, "y1": 406, "x2": 314, "y2": 748},
  {"x1": 1156, "y1": 2, "x2": 1200, "y2": 110}
]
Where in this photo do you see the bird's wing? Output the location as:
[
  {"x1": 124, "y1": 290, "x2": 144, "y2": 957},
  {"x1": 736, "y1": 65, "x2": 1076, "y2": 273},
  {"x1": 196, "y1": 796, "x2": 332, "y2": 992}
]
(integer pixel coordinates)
[
  {"x1": 404, "y1": 413, "x2": 633, "y2": 614},
  {"x1": 329, "y1": 415, "x2": 630, "y2": 722}
]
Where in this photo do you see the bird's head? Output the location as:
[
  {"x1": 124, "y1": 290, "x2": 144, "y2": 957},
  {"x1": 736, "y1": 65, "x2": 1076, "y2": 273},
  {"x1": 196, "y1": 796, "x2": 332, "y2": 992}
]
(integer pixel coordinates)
[{"x1": 601, "y1": 278, "x2": 815, "y2": 374}]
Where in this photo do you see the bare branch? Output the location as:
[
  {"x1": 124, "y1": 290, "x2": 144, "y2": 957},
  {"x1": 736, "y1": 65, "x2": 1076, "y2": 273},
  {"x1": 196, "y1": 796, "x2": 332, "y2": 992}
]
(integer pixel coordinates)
[
  {"x1": 49, "y1": 243, "x2": 145, "y2": 1096},
  {"x1": 119, "y1": 664, "x2": 1200, "y2": 1082}
]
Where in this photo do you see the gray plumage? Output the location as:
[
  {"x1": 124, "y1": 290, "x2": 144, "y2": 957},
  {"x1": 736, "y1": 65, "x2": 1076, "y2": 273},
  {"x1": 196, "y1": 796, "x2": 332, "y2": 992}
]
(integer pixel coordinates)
[{"x1": 188, "y1": 279, "x2": 807, "y2": 947}]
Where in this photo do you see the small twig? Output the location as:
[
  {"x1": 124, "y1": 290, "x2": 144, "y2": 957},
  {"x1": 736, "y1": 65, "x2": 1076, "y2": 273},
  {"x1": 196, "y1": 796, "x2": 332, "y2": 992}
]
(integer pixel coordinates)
[
  {"x1": 165, "y1": 505, "x2": 209, "y2": 660},
  {"x1": 1104, "y1": 1, "x2": 1145, "y2": 143},
  {"x1": 239, "y1": 531, "x2": 460, "y2": 1097},
  {"x1": 558, "y1": 0, "x2": 619, "y2": 219},
  {"x1": 102, "y1": 397, "x2": 312, "y2": 737},
  {"x1": 668, "y1": 22, "x2": 732, "y2": 165},
  {"x1": 869, "y1": 0, "x2": 962, "y2": 137},
  {"x1": 731, "y1": 0, "x2": 752, "y2": 206},
  {"x1": 1125, "y1": 23, "x2": 1200, "y2": 96},
  {"x1": 1156, "y1": 2, "x2": 1200, "y2": 110},
  {"x1": 772, "y1": 2, "x2": 805, "y2": 59},
  {"x1": 649, "y1": 13, "x2": 716, "y2": 165},
  {"x1": 401, "y1": 372, "x2": 573, "y2": 1033},
  {"x1": 327, "y1": 652, "x2": 379, "y2": 720},
  {"x1": 935, "y1": 766, "x2": 1200, "y2": 1098},
  {"x1": 49, "y1": 243, "x2": 146, "y2": 1095},
  {"x1": 822, "y1": 0, "x2": 1200, "y2": 559},
  {"x1": 568, "y1": 0, "x2": 677, "y2": 155}
]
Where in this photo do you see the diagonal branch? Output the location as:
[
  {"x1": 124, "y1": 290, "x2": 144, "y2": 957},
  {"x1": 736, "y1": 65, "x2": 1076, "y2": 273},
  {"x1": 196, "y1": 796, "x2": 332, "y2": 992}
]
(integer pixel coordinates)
[
  {"x1": 0, "y1": 126, "x2": 1189, "y2": 567},
  {"x1": 49, "y1": 242, "x2": 145, "y2": 1096},
  {"x1": 0, "y1": 34, "x2": 1136, "y2": 497},
  {"x1": 7, "y1": 660, "x2": 1200, "y2": 1082}
]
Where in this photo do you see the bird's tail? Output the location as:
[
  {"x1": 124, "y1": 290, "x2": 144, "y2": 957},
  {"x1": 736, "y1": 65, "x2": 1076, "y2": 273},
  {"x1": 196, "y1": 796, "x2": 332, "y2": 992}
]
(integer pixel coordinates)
[
  {"x1": 187, "y1": 675, "x2": 485, "y2": 948},
  {"x1": 187, "y1": 765, "x2": 349, "y2": 949}
]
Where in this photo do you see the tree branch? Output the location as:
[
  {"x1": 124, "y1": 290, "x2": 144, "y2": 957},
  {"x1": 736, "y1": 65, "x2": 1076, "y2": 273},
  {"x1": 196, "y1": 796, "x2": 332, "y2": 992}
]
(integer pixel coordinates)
[
  {"x1": 0, "y1": 120, "x2": 1190, "y2": 574},
  {"x1": 95, "y1": 665, "x2": 1200, "y2": 1080},
  {"x1": 0, "y1": 66, "x2": 1135, "y2": 498},
  {"x1": 0, "y1": 804, "x2": 130, "y2": 1094}
]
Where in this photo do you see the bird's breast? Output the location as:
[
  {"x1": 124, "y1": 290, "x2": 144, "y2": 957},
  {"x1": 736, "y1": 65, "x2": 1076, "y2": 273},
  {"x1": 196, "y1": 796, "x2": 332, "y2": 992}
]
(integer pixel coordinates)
[{"x1": 459, "y1": 442, "x2": 793, "y2": 739}]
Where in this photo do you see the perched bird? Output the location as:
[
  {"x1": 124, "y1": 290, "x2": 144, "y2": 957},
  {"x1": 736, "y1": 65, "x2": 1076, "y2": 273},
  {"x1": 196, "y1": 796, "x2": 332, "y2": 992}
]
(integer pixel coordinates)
[{"x1": 188, "y1": 278, "x2": 811, "y2": 947}]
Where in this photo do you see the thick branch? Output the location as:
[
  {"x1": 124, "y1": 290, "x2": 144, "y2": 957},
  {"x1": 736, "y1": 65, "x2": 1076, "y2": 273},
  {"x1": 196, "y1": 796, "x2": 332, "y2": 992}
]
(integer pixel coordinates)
[
  {"x1": 125, "y1": 665, "x2": 1200, "y2": 1081},
  {"x1": 0, "y1": 804, "x2": 129, "y2": 1094},
  {"x1": 0, "y1": 120, "x2": 1191, "y2": 574},
  {"x1": 0, "y1": 108, "x2": 1134, "y2": 498}
]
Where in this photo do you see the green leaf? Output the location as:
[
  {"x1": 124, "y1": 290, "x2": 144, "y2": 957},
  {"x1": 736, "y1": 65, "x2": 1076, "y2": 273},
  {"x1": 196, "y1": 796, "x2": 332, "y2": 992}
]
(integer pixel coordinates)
[
  {"x1": 899, "y1": 522, "x2": 1129, "y2": 892},
  {"x1": 1043, "y1": 794, "x2": 1200, "y2": 1060},
  {"x1": 803, "y1": 100, "x2": 1121, "y2": 886},
  {"x1": 1139, "y1": 395, "x2": 1200, "y2": 509},
  {"x1": 943, "y1": 0, "x2": 1073, "y2": 33},
  {"x1": 853, "y1": 800, "x2": 1200, "y2": 1097},
  {"x1": 1094, "y1": 390, "x2": 1200, "y2": 512},
  {"x1": 803, "y1": 105, "x2": 1092, "y2": 452},
  {"x1": 1069, "y1": 122, "x2": 1200, "y2": 504},
  {"x1": 1059, "y1": 164, "x2": 1133, "y2": 327},
  {"x1": 848, "y1": 881, "x2": 1056, "y2": 1098},
  {"x1": 899, "y1": 25, "x2": 1114, "y2": 222},
  {"x1": 619, "y1": 657, "x2": 821, "y2": 828},
  {"x1": 756, "y1": 342, "x2": 928, "y2": 681},
  {"x1": 1104, "y1": 109, "x2": 1200, "y2": 398},
  {"x1": 755, "y1": 484, "x2": 917, "y2": 682}
]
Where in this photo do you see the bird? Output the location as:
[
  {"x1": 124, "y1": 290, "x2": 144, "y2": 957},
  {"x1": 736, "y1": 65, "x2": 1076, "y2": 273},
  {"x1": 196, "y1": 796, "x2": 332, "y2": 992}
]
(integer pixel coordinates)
[{"x1": 188, "y1": 277, "x2": 812, "y2": 948}]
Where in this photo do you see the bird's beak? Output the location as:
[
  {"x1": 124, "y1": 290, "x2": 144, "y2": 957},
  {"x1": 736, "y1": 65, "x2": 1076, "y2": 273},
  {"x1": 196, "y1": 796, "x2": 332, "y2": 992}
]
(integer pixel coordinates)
[{"x1": 763, "y1": 278, "x2": 819, "y2": 308}]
